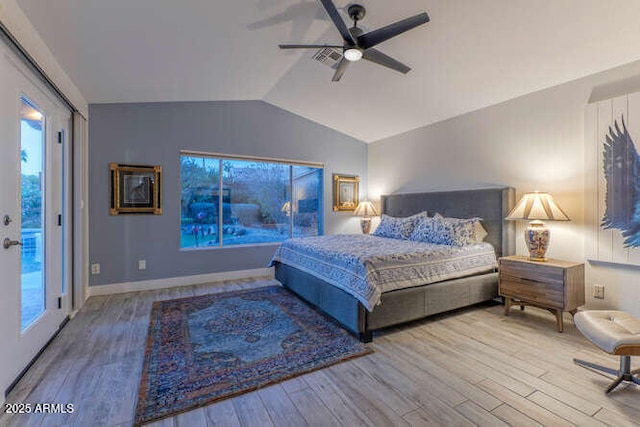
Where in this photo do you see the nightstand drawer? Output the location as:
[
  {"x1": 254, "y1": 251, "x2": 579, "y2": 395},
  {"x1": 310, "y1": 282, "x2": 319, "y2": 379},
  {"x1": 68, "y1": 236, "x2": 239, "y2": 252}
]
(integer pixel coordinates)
[
  {"x1": 499, "y1": 274, "x2": 564, "y2": 307},
  {"x1": 499, "y1": 259, "x2": 564, "y2": 284}
]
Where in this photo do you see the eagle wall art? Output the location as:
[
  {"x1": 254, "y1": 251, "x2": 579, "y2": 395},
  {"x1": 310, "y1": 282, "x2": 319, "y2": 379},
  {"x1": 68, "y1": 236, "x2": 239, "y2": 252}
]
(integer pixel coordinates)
[
  {"x1": 587, "y1": 93, "x2": 640, "y2": 265},
  {"x1": 601, "y1": 116, "x2": 640, "y2": 247}
]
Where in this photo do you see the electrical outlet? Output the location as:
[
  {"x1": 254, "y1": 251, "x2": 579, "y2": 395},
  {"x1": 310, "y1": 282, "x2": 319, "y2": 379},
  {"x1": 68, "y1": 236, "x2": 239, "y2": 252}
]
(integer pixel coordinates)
[
  {"x1": 138, "y1": 259, "x2": 146, "y2": 270},
  {"x1": 91, "y1": 263, "x2": 100, "y2": 275},
  {"x1": 593, "y1": 284, "x2": 605, "y2": 299}
]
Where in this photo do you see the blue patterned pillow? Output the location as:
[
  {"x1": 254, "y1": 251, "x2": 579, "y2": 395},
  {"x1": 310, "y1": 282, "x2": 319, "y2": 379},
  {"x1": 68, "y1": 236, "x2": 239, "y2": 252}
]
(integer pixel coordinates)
[
  {"x1": 372, "y1": 212, "x2": 427, "y2": 239},
  {"x1": 435, "y1": 214, "x2": 483, "y2": 246},
  {"x1": 411, "y1": 214, "x2": 483, "y2": 246},
  {"x1": 409, "y1": 216, "x2": 448, "y2": 244}
]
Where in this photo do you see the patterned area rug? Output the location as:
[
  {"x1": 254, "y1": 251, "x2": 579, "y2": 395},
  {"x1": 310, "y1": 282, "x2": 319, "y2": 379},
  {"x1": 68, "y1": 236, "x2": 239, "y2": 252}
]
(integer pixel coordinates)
[{"x1": 134, "y1": 286, "x2": 372, "y2": 425}]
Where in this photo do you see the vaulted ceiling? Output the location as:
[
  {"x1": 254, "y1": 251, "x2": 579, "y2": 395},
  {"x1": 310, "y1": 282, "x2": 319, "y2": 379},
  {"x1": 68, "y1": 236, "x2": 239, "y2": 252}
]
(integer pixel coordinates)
[{"x1": 16, "y1": 0, "x2": 640, "y2": 142}]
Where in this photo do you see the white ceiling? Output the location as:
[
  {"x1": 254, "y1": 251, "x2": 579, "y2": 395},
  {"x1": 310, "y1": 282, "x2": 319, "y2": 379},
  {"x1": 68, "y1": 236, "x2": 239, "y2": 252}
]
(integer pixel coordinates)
[{"x1": 16, "y1": 0, "x2": 640, "y2": 142}]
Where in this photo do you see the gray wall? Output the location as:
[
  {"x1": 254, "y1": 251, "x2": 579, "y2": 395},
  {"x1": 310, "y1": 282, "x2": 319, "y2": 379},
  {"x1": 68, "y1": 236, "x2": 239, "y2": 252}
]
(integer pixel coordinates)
[
  {"x1": 368, "y1": 58, "x2": 640, "y2": 318},
  {"x1": 89, "y1": 100, "x2": 367, "y2": 286}
]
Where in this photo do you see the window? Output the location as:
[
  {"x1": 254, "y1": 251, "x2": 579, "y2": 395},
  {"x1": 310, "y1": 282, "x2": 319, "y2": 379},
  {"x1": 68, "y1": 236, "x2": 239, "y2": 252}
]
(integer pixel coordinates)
[
  {"x1": 20, "y1": 96, "x2": 46, "y2": 330},
  {"x1": 180, "y1": 153, "x2": 323, "y2": 249}
]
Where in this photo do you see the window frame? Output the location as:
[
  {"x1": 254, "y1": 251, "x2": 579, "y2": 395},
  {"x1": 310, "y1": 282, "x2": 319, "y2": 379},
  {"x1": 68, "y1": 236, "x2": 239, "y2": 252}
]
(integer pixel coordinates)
[{"x1": 180, "y1": 150, "x2": 324, "y2": 250}]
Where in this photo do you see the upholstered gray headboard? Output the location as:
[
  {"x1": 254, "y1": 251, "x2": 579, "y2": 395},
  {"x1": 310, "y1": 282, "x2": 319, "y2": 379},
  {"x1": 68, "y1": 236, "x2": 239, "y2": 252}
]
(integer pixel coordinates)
[{"x1": 380, "y1": 187, "x2": 516, "y2": 257}]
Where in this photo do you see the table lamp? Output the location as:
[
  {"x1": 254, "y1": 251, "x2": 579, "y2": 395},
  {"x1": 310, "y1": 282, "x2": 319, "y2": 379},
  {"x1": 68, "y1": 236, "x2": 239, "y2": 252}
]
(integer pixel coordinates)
[
  {"x1": 354, "y1": 200, "x2": 378, "y2": 234},
  {"x1": 505, "y1": 191, "x2": 570, "y2": 261},
  {"x1": 281, "y1": 201, "x2": 291, "y2": 217}
]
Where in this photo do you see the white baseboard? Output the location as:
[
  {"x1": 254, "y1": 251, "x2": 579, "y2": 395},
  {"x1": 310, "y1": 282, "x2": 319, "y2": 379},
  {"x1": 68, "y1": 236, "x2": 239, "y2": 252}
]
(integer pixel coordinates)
[{"x1": 86, "y1": 267, "x2": 275, "y2": 297}]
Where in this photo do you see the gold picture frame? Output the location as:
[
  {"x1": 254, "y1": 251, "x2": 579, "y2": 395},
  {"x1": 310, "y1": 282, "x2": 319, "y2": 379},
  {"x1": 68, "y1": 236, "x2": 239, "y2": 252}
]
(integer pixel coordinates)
[
  {"x1": 110, "y1": 163, "x2": 162, "y2": 215},
  {"x1": 333, "y1": 174, "x2": 359, "y2": 212}
]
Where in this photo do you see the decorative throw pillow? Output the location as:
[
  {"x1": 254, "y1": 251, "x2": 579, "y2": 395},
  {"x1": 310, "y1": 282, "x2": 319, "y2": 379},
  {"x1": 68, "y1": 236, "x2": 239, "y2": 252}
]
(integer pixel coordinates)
[
  {"x1": 372, "y1": 212, "x2": 427, "y2": 239},
  {"x1": 433, "y1": 213, "x2": 484, "y2": 246},
  {"x1": 472, "y1": 221, "x2": 489, "y2": 242},
  {"x1": 409, "y1": 216, "x2": 448, "y2": 244}
]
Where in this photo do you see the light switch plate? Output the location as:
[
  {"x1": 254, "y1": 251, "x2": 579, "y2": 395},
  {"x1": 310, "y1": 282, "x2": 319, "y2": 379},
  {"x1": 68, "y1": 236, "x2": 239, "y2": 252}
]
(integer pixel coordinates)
[
  {"x1": 593, "y1": 284, "x2": 605, "y2": 299},
  {"x1": 91, "y1": 263, "x2": 100, "y2": 275}
]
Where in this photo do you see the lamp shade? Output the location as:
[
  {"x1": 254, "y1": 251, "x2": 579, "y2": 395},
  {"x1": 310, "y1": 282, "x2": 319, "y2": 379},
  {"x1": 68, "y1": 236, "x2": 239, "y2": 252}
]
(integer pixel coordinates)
[
  {"x1": 281, "y1": 201, "x2": 292, "y2": 217},
  {"x1": 354, "y1": 200, "x2": 378, "y2": 217},
  {"x1": 505, "y1": 192, "x2": 570, "y2": 222}
]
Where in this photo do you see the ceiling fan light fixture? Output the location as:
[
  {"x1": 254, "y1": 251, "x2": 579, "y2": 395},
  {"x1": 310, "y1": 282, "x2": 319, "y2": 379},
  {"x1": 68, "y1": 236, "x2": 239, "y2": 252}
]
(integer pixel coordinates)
[{"x1": 343, "y1": 47, "x2": 363, "y2": 61}]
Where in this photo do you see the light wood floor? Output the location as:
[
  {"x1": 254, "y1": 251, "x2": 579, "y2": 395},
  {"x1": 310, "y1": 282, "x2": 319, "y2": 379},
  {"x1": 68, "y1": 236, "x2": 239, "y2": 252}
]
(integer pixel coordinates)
[{"x1": 1, "y1": 277, "x2": 639, "y2": 427}]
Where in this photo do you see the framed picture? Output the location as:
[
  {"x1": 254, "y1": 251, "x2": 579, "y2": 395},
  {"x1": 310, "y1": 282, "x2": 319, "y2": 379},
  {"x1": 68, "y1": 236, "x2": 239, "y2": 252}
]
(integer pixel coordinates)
[
  {"x1": 110, "y1": 163, "x2": 162, "y2": 215},
  {"x1": 333, "y1": 174, "x2": 359, "y2": 212}
]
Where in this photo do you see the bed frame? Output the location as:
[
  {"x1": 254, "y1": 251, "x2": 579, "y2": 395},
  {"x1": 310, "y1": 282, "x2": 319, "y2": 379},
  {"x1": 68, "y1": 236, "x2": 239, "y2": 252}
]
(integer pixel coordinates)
[{"x1": 274, "y1": 187, "x2": 515, "y2": 342}]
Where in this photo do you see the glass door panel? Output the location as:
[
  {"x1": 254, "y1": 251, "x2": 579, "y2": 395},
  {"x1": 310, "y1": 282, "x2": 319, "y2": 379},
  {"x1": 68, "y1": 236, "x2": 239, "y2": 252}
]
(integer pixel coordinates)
[
  {"x1": 20, "y1": 96, "x2": 45, "y2": 331},
  {"x1": 292, "y1": 166, "x2": 323, "y2": 237}
]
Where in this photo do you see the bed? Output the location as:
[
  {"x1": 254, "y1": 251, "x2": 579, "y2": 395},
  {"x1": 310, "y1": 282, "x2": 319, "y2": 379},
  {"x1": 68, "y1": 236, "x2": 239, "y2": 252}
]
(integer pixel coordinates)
[{"x1": 272, "y1": 187, "x2": 515, "y2": 342}]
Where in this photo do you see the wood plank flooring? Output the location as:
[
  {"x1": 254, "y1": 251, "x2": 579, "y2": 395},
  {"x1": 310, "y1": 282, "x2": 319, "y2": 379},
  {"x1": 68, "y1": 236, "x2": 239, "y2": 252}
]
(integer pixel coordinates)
[{"x1": 1, "y1": 277, "x2": 638, "y2": 426}]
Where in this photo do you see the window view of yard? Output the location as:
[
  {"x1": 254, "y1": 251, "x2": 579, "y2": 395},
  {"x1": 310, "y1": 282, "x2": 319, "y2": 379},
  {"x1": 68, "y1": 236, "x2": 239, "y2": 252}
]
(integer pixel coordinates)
[{"x1": 180, "y1": 155, "x2": 323, "y2": 249}]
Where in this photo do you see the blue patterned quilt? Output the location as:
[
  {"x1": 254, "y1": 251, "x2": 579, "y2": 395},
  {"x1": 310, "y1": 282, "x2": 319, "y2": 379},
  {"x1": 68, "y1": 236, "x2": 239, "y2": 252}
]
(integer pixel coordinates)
[{"x1": 270, "y1": 234, "x2": 497, "y2": 311}]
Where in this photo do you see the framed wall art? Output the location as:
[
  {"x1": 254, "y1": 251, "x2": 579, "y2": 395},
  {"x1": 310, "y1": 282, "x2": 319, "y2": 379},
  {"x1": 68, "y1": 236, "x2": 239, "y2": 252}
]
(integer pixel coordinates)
[
  {"x1": 110, "y1": 163, "x2": 162, "y2": 215},
  {"x1": 332, "y1": 174, "x2": 359, "y2": 212},
  {"x1": 586, "y1": 93, "x2": 640, "y2": 265}
]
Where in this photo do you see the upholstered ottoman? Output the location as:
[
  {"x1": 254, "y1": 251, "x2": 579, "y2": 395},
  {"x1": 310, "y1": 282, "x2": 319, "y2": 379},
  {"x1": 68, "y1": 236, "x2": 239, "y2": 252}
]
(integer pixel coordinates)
[{"x1": 573, "y1": 310, "x2": 640, "y2": 393}]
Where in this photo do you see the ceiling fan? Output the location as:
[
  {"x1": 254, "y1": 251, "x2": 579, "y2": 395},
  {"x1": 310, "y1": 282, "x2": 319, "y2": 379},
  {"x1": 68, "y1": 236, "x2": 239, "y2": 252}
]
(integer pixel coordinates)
[{"x1": 279, "y1": 0, "x2": 430, "y2": 81}]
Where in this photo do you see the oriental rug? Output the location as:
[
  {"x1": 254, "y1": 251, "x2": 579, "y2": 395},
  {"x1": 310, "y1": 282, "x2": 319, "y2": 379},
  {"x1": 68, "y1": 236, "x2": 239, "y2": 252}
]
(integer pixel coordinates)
[{"x1": 134, "y1": 285, "x2": 371, "y2": 425}]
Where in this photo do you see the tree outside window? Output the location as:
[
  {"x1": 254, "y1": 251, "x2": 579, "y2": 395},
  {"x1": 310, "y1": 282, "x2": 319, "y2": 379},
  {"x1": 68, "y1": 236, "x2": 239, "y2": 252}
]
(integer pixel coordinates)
[{"x1": 180, "y1": 155, "x2": 323, "y2": 249}]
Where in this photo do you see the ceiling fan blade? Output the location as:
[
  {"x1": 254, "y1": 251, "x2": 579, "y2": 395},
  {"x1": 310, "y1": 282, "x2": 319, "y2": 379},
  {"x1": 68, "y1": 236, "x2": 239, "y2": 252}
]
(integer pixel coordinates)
[
  {"x1": 358, "y1": 12, "x2": 429, "y2": 49},
  {"x1": 318, "y1": 0, "x2": 356, "y2": 45},
  {"x1": 279, "y1": 44, "x2": 343, "y2": 49},
  {"x1": 332, "y1": 57, "x2": 350, "y2": 82},
  {"x1": 362, "y1": 48, "x2": 411, "y2": 74}
]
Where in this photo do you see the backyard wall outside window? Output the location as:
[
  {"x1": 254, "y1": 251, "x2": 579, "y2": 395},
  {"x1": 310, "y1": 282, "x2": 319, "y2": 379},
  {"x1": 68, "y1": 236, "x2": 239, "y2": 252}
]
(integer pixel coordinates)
[{"x1": 180, "y1": 152, "x2": 324, "y2": 249}]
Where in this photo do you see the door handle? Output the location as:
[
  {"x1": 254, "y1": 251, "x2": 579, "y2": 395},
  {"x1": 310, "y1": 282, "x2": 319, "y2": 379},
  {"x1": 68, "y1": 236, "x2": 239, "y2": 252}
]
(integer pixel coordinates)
[{"x1": 3, "y1": 238, "x2": 23, "y2": 249}]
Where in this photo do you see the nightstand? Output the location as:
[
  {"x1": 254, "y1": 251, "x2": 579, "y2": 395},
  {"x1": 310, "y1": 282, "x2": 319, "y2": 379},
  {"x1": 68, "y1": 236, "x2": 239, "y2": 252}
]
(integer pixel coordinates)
[{"x1": 498, "y1": 255, "x2": 585, "y2": 332}]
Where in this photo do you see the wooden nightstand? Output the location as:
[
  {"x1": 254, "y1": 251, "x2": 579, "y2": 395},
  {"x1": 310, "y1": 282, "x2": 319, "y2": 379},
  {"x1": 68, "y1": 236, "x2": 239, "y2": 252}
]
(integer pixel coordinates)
[{"x1": 498, "y1": 255, "x2": 585, "y2": 332}]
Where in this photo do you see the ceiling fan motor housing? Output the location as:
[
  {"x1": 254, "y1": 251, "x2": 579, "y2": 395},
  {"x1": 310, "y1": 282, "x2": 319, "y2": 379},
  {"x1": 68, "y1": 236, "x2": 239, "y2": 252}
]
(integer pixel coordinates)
[{"x1": 347, "y1": 4, "x2": 366, "y2": 23}]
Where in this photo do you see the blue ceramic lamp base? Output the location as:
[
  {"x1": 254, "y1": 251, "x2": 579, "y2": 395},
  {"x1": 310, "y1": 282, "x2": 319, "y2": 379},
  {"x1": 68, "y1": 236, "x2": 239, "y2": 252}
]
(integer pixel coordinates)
[
  {"x1": 360, "y1": 218, "x2": 372, "y2": 234},
  {"x1": 526, "y1": 220, "x2": 550, "y2": 261}
]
